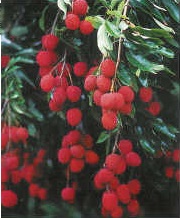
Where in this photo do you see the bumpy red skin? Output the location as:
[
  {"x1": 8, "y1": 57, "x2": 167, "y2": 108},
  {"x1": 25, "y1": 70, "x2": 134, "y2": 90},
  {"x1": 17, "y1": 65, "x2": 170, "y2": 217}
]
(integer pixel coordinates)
[{"x1": 65, "y1": 14, "x2": 80, "y2": 30}]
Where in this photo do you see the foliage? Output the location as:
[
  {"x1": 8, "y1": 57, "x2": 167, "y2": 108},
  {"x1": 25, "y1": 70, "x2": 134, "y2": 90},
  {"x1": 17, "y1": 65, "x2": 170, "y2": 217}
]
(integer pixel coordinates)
[{"x1": 1, "y1": 0, "x2": 180, "y2": 217}]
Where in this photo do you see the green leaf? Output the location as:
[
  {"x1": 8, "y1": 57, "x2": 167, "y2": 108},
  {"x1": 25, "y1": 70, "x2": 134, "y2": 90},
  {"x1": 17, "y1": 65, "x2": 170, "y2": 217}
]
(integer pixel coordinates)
[
  {"x1": 15, "y1": 48, "x2": 37, "y2": 56},
  {"x1": 1, "y1": 36, "x2": 23, "y2": 50},
  {"x1": 8, "y1": 56, "x2": 34, "y2": 67},
  {"x1": 117, "y1": 0, "x2": 125, "y2": 18},
  {"x1": 97, "y1": 24, "x2": 113, "y2": 56},
  {"x1": 132, "y1": 26, "x2": 173, "y2": 40},
  {"x1": 28, "y1": 123, "x2": 37, "y2": 137},
  {"x1": 124, "y1": 40, "x2": 174, "y2": 58},
  {"x1": 10, "y1": 26, "x2": 28, "y2": 37},
  {"x1": 41, "y1": 203, "x2": 61, "y2": 215},
  {"x1": 126, "y1": 51, "x2": 165, "y2": 73},
  {"x1": 152, "y1": 118, "x2": 177, "y2": 140},
  {"x1": 110, "y1": 0, "x2": 121, "y2": 9},
  {"x1": 14, "y1": 70, "x2": 35, "y2": 87},
  {"x1": 28, "y1": 100, "x2": 44, "y2": 121},
  {"x1": 39, "y1": 5, "x2": 49, "y2": 31},
  {"x1": 162, "y1": 0, "x2": 179, "y2": 22},
  {"x1": 105, "y1": 21, "x2": 121, "y2": 38},
  {"x1": 140, "y1": 139, "x2": 155, "y2": 154},
  {"x1": 85, "y1": 16, "x2": 104, "y2": 29},
  {"x1": 11, "y1": 103, "x2": 25, "y2": 115},
  {"x1": 117, "y1": 63, "x2": 138, "y2": 90},
  {"x1": 153, "y1": 18, "x2": 175, "y2": 34},
  {"x1": 57, "y1": 0, "x2": 67, "y2": 19},
  {"x1": 99, "y1": 0, "x2": 109, "y2": 8},
  {"x1": 97, "y1": 131, "x2": 110, "y2": 143},
  {"x1": 131, "y1": 0, "x2": 166, "y2": 22}
]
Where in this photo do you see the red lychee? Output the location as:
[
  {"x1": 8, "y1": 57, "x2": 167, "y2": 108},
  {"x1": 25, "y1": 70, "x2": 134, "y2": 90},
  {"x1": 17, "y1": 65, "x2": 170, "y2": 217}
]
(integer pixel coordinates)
[
  {"x1": 66, "y1": 108, "x2": 82, "y2": 126},
  {"x1": 102, "y1": 191, "x2": 118, "y2": 212},
  {"x1": 96, "y1": 75, "x2": 112, "y2": 93},
  {"x1": 73, "y1": 62, "x2": 88, "y2": 77},
  {"x1": 1, "y1": 190, "x2": 18, "y2": 208},
  {"x1": 118, "y1": 139, "x2": 133, "y2": 155},
  {"x1": 85, "y1": 150, "x2": 99, "y2": 165},
  {"x1": 80, "y1": 20, "x2": 94, "y2": 35},
  {"x1": 58, "y1": 148, "x2": 71, "y2": 164},
  {"x1": 101, "y1": 111, "x2": 118, "y2": 130},
  {"x1": 126, "y1": 152, "x2": 142, "y2": 167},
  {"x1": 116, "y1": 184, "x2": 131, "y2": 204},
  {"x1": 66, "y1": 85, "x2": 82, "y2": 102},
  {"x1": 61, "y1": 187, "x2": 75, "y2": 203},
  {"x1": 40, "y1": 74, "x2": 55, "y2": 92},
  {"x1": 118, "y1": 86, "x2": 135, "y2": 103},
  {"x1": 100, "y1": 59, "x2": 116, "y2": 78},
  {"x1": 84, "y1": 75, "x2": 97, "y2": 91},
  {"x1": 70, "y1": 144, "x2": 85, "y2": 159},
  {"x1": 65, "y1": 14, "x2": 80, "y2": 30},
  {"x1": 70, "y1": 158, "x2": 85, "y2": 173},
  {"x1": 36, "y1": 51, "x2": 57, "y2": 67},
  {"x1": 139, "y1": 87, "x2": 153, "y2": 102},
  {"x1": 72, "y1": 0, "x2": 88, "y2": 16},
  {"x1": 42, "y1": 34, "x2": 59, "y2": 50}
]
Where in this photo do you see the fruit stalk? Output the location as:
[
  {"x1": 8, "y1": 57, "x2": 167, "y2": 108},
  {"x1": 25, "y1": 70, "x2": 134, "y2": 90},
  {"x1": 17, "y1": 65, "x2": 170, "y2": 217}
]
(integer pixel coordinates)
[{"x1": 111, "y1": 0, "x2": 130, "y2": 92}]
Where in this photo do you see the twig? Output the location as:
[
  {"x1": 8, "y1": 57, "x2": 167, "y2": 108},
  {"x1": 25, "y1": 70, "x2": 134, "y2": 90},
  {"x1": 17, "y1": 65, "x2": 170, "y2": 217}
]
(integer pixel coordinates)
[
  {"x1": 110, "y1": 0, "x2": 130, "y2": 92},
  {"x1": 1, "y1": 99, "x2": 9, "y2": 115},
  {"x1": 112, "y1": 129, "x2": 121, "y2": 153},
  {"x1": 51, "y1": 10, "x2": 60, "y2": 35}
]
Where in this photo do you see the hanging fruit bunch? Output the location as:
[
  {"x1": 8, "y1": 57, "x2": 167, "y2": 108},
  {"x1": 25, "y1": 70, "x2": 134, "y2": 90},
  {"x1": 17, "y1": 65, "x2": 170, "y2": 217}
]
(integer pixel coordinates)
[{"x1": 1, "y1": 0, "x2": 179, "y2": 217}]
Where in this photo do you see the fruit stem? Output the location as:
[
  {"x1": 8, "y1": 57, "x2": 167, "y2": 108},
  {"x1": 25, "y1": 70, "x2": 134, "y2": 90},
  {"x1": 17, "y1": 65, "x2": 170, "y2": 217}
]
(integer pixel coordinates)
[
  {"x1": 51, "y1": 10, "x2": 60, "y2": 35},
  {"x1": 111, "y1": 0, "x2": 130, "y2": 91},
  {"x1": 5, "y1": 78, "x2": 12, "y2": 152},
  {"x1": 66, "y1": 166, "x2": 70, "y2": 187},
  {"x1": 112, "y1": 129, "x2": 121, "y2": 154},
  {"x1": 1, "y1": 98, "x2": 9, "y2": 116}
]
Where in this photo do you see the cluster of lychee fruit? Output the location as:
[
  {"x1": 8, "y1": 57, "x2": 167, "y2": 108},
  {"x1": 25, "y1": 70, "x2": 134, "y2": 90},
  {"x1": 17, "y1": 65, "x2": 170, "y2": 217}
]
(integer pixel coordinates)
[
  {"x1": 93, "y1": 139, "x2": 142, "y2": 217},
  {"x1": 65, "y1": 0, "x2": 94, "y2": 35},
  {"x1": 139, "y1": 87, "x2": 161, "y2": 116},
  {"x1": 58, "y1": 129, "x2": 99, "y2": 203},
  {"x1": 1, "y1": 124, "x2": 48, "y2": 208},
  {"x1": 163, "y1": 148, "x2": 180, "y2": 182},
  {"x1": 1, "y1": 124, "x2": 29, "y2": 150},
  {"x1": 84, "y1": 58, "x2": 135, "y2": 130}
]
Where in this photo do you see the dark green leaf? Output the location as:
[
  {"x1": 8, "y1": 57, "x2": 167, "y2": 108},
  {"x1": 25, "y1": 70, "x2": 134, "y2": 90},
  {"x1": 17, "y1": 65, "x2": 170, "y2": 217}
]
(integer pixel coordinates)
[
  {"x1": 1, "y1": 36, "x2": 23, "y2": 50},
  {"x1": 126, "y1": 51, "x2": 165, "y2": 73},
  {"x1": 152, "y1": 118, "x2": 177, "y2": 140},
  {"x1": 14, "y1": 70, "x2": 35, "y2": 87},
  {"x1": 99, "y1": 0, "x2": 109, "y2": 8},
  {"x1": 132, "y1": 26, "x2": 173, "y2": 40},
  {"x1": 140, "y1": 139, "x2": 155, "y2": 154},
  {"x1": 10, "y1": 26, "x2": 28, "y2": 37},
  {"x1": 117, "y1": 63, "x2": 138, "y2": 90},
  {"x1": 15, "y1": 48, "x2": 37, "y2": 56},
  {"x1": 153, "y1": 18, "x2": 175, "y2": 34},
  {"x1": 28, "y1": 123, "x2": 37, "y2": 137},
  {"x1": 111, "y1": 0, "x2": 121, "y2": 9},
  {"x1": 162, "y1": 0, "x2": 179, "y2": 22},
  {"x1": 105, "y1": 21, "x2": 121, "y2": 38},
  {"x1": 39, "y1": 5, "x2": 49, "y2": 31},
  {"x1": 97, "y1": 131, "x2": 110, "y2": 143}
]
